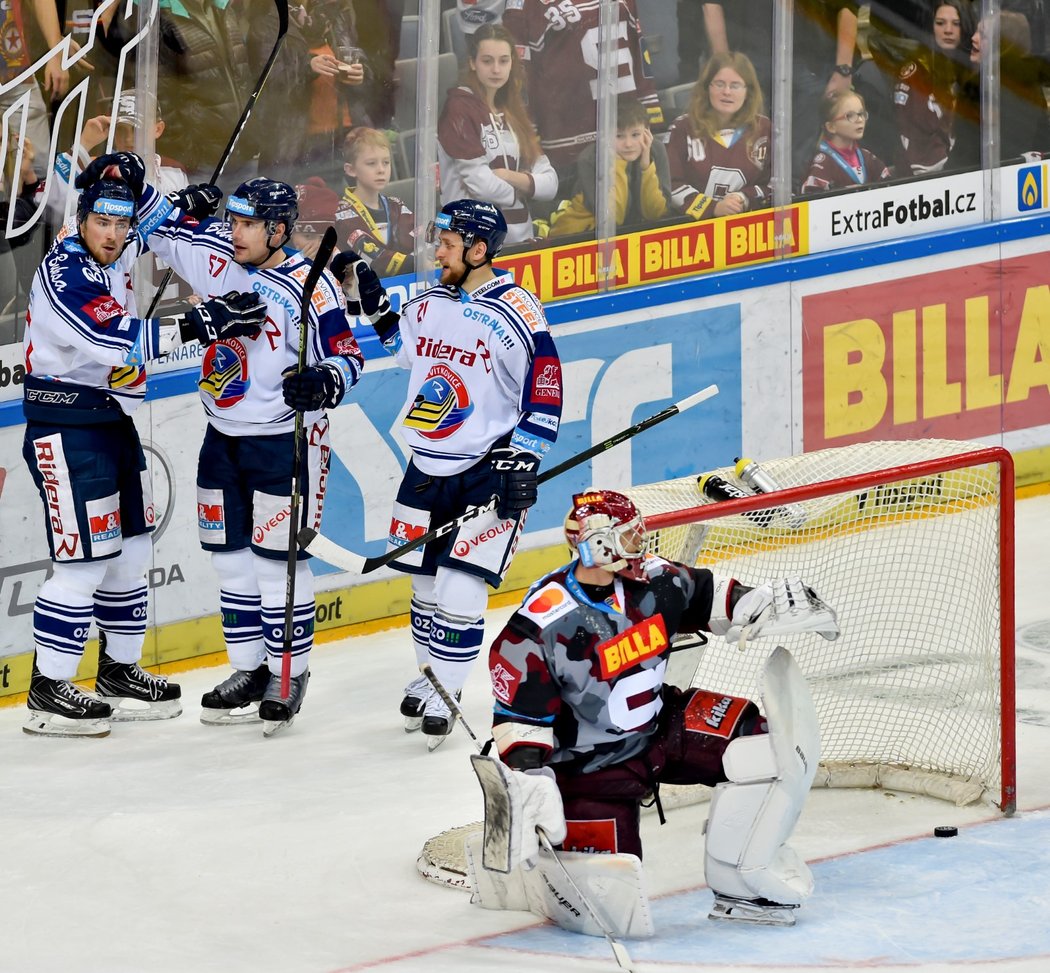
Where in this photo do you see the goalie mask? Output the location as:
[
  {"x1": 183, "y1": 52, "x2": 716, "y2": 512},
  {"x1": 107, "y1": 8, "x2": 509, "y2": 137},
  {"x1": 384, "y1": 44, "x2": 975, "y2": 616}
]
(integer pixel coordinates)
[{"x1": 564, "y1": 491, "x2": 649, "y2": 581}]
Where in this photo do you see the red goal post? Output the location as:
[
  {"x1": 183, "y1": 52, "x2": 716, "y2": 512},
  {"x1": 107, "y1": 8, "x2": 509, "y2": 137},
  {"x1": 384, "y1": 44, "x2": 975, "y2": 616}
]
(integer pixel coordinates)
[{"x1": 627, "y1": 440, "x2": 1016, "y2": 815}]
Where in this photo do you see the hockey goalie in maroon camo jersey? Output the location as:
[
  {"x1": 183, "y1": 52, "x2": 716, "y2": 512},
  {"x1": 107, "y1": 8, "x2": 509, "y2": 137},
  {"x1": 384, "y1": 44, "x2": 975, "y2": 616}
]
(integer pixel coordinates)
[{"x1": 484, "y1": 489, "x2": 840, "y2": 926}]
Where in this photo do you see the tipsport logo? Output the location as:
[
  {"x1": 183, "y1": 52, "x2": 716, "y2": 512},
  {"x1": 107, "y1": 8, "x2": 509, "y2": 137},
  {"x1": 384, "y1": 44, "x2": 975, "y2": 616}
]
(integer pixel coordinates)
[{"x1": 1017, "y1": 165, "x2": 1048, "y2": 212}]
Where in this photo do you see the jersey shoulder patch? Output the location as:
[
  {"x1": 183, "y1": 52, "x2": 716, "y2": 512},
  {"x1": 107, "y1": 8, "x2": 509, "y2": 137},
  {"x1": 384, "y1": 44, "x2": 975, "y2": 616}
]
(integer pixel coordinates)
[{"x1": 519, "y1": 580, "x2": 576, "y2": 627}]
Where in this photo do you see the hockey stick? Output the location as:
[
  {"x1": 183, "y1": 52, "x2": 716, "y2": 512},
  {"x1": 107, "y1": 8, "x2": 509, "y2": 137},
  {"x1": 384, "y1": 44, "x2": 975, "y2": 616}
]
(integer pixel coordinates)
[
  {"x1": 300, "y1": 383, "x2": 720, "y2": 573},
  {"x1": 420, "y1": 664, "x2": 636, "y2": 972},
  {"x1": 144, "y1": 0, "x2": 290, "y2": 318},
  {"x1": 280, "y1": 226, "x2": 339, "y2": 699}
]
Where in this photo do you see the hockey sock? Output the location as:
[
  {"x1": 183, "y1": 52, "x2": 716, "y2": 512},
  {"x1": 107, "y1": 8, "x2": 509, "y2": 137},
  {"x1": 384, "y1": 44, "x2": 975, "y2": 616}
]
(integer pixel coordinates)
[
  {"x1": 94, "y1": 533, "x2": 151, "y2": 663},
  {"x1": 212, "y1": 550, "x2": 265, "y2": 671},
  {"x1": 255, "y1": 555, "x2": 314, "y2": 678},
  {"x1": 427, "y1": 568, "x2": 489, "y2": 695},
  {"x1": 410, "y1": 575, "x2": 437, "y2": 668},
  {"x1": 34, "y1": 559, "x2": 108, "y2": 680}
]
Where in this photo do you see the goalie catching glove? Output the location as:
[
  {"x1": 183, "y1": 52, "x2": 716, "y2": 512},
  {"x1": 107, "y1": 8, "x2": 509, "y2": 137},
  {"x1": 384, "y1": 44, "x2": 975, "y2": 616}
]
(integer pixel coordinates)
[
  {"x1": 709, "y1": 576, "x2": 840, "y2": 644},
  {"x1": 331, "y1": 249, "x2": 392, "y2": 323}
]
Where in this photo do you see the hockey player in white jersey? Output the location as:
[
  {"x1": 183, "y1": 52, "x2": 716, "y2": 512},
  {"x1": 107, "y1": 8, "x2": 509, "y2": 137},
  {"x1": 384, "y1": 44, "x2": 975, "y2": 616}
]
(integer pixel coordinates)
[
  {"x1": 141, "y1": 174, "x2": 365, "y2": 732},
  {"x1": 21, "y1": 153, "x2": 267, "y2": 737},
  {"x1": 333, "y1": 198, "x2": 562, "y2": 749}
]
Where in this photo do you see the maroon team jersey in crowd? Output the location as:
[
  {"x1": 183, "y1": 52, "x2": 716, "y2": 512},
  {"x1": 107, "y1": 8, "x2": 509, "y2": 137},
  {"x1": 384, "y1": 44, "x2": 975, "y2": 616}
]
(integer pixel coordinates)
[
  {"x1": 666, "y1": 114, "x2": 772, "y2": 219},
  {"x1": 894, "y1": 56, "x2": 958, "y2": 175},
  {"x1": 800, "y1": 141, "x2": 891, "y2": 193},
  {"x1": 501, "y1": 0, "x2": 663, "y2": 170}
]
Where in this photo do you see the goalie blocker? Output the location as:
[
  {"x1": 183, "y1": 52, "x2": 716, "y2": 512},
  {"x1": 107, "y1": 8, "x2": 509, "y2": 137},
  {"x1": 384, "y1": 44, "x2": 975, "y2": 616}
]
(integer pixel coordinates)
[{"x1": 472, "y1": 490, "x2": 834, "y2": 930}]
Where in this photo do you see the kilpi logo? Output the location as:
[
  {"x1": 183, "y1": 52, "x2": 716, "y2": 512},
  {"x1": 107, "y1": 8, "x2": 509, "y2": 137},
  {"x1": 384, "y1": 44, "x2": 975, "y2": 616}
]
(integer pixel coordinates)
[{"x1": 1017, "y1": 165, "x2": 1047, "y2": 212}]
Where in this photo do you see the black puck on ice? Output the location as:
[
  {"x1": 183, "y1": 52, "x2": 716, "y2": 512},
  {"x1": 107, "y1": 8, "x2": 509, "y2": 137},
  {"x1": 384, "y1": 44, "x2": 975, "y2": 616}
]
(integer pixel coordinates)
[{"x1": 934, "y1": 825, "x2": 959, "y2": 837}]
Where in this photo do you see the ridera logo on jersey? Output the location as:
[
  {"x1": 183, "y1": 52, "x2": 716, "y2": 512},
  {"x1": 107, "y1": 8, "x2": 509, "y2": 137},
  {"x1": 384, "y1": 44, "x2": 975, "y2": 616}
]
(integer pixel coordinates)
[
  {"x1": 403, "y1": 364, "x2": 474, "y2": 438},
  {"x1": 597, "y1": 617, "x2": 668, "y2": 679},
  {"x1": 199, "y1": 341, "x2": 250, "y2": 407}
]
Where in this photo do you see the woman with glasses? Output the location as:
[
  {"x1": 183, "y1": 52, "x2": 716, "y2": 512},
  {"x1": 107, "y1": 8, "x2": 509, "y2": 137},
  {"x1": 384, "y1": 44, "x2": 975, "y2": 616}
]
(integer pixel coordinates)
[
  {"x1": 666, "y1": 51, "x2": 770, "y2": 220},
  {"x1": 801, "y1": 91, "x2": 891, "y2": 194},
  {"x1": 893, "y1": 1, "x2": 976, "y2": 176}
]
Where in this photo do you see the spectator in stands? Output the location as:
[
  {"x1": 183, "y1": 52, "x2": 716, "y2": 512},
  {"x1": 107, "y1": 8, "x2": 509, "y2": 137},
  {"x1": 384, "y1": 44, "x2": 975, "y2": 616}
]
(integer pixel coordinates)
[
  {"x1": 291, "y1": 174, "x2": 342, "y2": 258},
  {"x1": 666, "y1": 51, "x2": 770, "y2": 220},
  {"x1": 893, "y1": 1, "x2": 975, "y2": 176},
  {"x1": 953, "y1": 11, "x2": 1050, "y2": 166},
  {"x1": 335, "y1": 127, "x2": 416, "y2": 276},
  {"x1": 1, "y1": 134, "x2": 47, "y2": 301},
  {"x1": 114, "y1": 0, "x2": 257, "y2": 182},
  {"x1": 501, "y1": 0, "x2": 663, "y2": 193},
  {"x1": 437, "y1": 23, "x2": 557, "y2": 246},
  {"x1": 801, "y1": 90, "x2": 891, "y2": 193},
  {"x1": 1, "y1": 0, "x2": 66, "y2": 180},
  {"x1": 549, "y1": 96, "x2": 669, "y2": 237},
  {"x1": 698, "y1": 1, "x2": 774, "y2": 105}
]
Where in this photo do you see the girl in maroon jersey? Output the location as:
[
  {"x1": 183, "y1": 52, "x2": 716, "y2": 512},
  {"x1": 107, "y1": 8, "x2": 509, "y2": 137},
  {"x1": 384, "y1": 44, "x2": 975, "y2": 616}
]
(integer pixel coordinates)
[
  {"x1": 437, "y1": 24, "x2": 558, "y2": 246},
  {"x1": 800, "y1": 91, "x2": 892, "y2": 194},
  {"x1": 666, "y1": 51, "x2": 771, "y2": 221}
]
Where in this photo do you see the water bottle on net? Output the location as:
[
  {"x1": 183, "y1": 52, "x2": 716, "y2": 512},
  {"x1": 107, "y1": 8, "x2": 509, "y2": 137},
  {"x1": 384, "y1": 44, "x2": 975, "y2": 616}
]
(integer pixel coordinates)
[
  {"x1": 734, "y1": 457, "x2": 808, "y2": 529},
  {"x1": 696, "y1": 472, "x2": 776, "y2": 527}
]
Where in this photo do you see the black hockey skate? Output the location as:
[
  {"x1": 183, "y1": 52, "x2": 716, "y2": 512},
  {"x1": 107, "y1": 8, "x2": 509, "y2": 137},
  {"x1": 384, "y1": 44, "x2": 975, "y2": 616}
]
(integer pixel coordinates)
[
  {"x1": 259, "y1": 670, "x2": 309, "y2": 737},
  {"x1": 95, "y1": 639, "x2": 182, "y2": 722},
  {"x1": 421, "y1": 688, "x2": 460, "y2": 752},
  {"x1": 400, "y1": 673, "x2": 432, "y2": 732},
  {"x1": 199, "y1": 664, "x2": 271, "y2": 726},
  {"x1": 23, "y1": 664, "x2": 112, "y2": 738}
]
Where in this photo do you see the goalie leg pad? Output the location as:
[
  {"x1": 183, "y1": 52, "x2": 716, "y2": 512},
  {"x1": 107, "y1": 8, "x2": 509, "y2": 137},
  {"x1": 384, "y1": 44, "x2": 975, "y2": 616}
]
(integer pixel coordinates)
[
  {"x1": 466, "y1": 831, "x2": 655, "y2": 939},
  {"x1": 704, "y1": 647, "x2": 820, "y2": 907}
]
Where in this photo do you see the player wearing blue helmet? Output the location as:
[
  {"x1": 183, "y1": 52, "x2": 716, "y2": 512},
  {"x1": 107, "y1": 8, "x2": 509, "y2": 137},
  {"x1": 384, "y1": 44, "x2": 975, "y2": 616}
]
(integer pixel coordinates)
[
  {"x1": 20, "y1": 153, "x2": 268, "y2": 737},
  {"x1": 330, "y1": 198, "x2": 562, "y2": 750},
  {"x1": 141, "y1": 172, "x2": 364, "y2": 735}
]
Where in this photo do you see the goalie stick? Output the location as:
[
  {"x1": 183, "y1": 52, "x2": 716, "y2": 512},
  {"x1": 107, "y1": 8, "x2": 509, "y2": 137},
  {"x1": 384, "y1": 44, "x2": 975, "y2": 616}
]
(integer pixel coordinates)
[
  {"x1": 278, "y1": 227, "x2": 339, "y2": 703},
  {"x1": 144, "y1": 0, "x2": 290, "y2": 318},
  {"x1": 420, "y1": 665, "x2": 637, "y2": 973},
  {"x1": 299, "y1": 383, "x2": 721, "y2": 574}
]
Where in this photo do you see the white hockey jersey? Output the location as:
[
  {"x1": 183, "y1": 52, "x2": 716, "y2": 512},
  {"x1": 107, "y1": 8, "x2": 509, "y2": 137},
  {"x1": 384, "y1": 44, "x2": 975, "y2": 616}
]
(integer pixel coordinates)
[
  {"x1": 23, "y1": 194, "x2": 163, "y2": 419},
  {"x1": 146, "y1": 200, "x2": 363, "y2": 437},
  {"x1": 376, "y1": 275, "x2": 563, "y2": 475}
]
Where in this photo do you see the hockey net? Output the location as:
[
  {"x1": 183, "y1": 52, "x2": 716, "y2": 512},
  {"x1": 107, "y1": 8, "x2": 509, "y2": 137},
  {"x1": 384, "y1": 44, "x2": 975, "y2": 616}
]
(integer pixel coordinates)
[
  {"x1": 416, "y1": 439, "x2": 1015, "y2": 890},
  {"x1": 629, "y1": 438, "x2": 1015, "y2": 814}
]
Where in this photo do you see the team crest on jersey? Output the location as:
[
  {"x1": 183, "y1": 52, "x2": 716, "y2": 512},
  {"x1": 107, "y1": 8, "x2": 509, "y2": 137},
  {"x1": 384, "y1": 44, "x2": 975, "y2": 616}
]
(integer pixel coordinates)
[
  {"x1": 108, "y1": 364, "x2": 145, "y2": 390},
  {"x1": 490, "y1": 655, "x2": 522, "y2": 704},
  {"x1": 403, "y1": 363, "x2": 474, "y2": 438},
  {"x1": 199, "y1": 341, "x2": 250, "y2": 408}
]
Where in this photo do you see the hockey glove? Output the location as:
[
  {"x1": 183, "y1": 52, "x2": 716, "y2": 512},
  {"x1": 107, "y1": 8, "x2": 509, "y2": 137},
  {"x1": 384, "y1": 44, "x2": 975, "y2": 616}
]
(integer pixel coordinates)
[
  {"x1": 281, "y1": 363, "x2": 345, "y2": 411},
  {"x1": 331, "y1": 249, "x2": 391, "y2": 322},
  {"x1": 179, "y1": 291, "x2": 265, "y2": 345},
  {"x1": 723, "y1": 578, "x2": 840, "y2": 645},
  {"x1": 490, "y1": 448, "x2": 540, "y2": 520},
  {"x1": 167, "y1": 183, "x2": 223, "y2": 219},
  {"x1": 76, "y1": 151, "x2": 146, "y2": 199}
]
